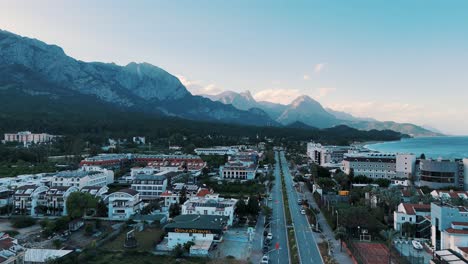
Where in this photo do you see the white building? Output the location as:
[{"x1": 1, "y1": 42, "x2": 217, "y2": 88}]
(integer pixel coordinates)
[
  {"x1": 430, "y1": 190, "x2": 468, "y2": 201},
  {"x1": 307, "y1": 142, "x2": 352, "y2": 165},
  {"x1": 219, "y1": 161, "x2": 257, "y2": 181},
  {"x1": 181, "y1": 194, "x2": 237, "y2": 226},
  {"x1": 106, "y1": 188, "x2": 143, "y2": 220},
  {"x1": 3, "y1": 131, "x2": 57, "y2": 144},
  {"x1": 396, "y1": 154, "x2": 417, "y2": 178},
  {"x1": 393, "y1": 203, "x2": 431, "y2": 238},
  {"x1": 130, "y1": 171, "x2": 169, "y2": 200},
  {"x1": 161, "y1": 185, "x2": 211, "y2": 208},
  {"x1": 342, "y1": 153, "x2": 397, "y2": 179},
  {"x1": 0, "y1": 233, "x2": 25, "y2": 264},
  {"x1": 194, "y1": 146, "x2": 238, "y2": 156},
  {"x1": 163, "y1": 214, "x2": 228, "y2": 256},
  {"x1": 51, "y1": 167, "x2": 114, "y2": 189},
  {"x1": 431, "y1": 203, "x2": 468, "y2": 251}
]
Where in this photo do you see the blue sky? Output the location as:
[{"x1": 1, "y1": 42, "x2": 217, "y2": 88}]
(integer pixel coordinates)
[{"x1": 1, "y1": 0, "x2": 468, "y2": 134}]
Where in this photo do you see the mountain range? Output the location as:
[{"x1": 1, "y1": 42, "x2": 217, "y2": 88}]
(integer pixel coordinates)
[
  {"x1": 204, "y1": 90, "x2": 442, "y2": 137},
  {"x1": 0, "y1": 29, "x2": 441, "y2": 137},
  {"x1": 0, "y1": 29, "x2": 277, "y2": 127}
]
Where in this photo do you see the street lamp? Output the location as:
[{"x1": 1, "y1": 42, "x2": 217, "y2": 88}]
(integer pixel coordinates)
[{"x1": 336, "y1": 210, "x2": 339, "y2": 227}]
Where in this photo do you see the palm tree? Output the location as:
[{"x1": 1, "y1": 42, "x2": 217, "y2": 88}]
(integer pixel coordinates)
[
  {"x1": 383, "y1": 229, "x2": 397, "y2": 264},
  {"x1": 335, "y1": 226, "x2": 347, "y2": 252}
]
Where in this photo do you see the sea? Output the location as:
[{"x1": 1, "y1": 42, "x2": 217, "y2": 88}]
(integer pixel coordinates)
[{"x1": 365, "y1": 136, "x2": 468, "y2": 160}]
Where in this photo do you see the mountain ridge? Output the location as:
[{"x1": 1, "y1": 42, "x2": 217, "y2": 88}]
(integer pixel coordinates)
[
  {"x1": 0, "y1": 29, "x2": 277, "y2": 127},
  {"x1": 204, "y1": 90, "x2": 443, "y2": 137}
]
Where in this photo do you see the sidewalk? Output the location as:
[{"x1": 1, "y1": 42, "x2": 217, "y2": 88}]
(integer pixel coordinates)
[{"x1": 303, "y1": 186, "x2": 353, "y2": 264}]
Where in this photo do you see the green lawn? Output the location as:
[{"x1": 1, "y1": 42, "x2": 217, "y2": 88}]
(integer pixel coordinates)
[{"x1": 102, "y1": 227, "x2": 162, "y2": 251}]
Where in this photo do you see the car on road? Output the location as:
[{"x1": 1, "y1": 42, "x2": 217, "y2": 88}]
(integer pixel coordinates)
[
  {"x1": 260, "y1": 255, "x2": 269, "y2": 264},
  {"x1": 297, "y1": 198, "x2": 302, "y2": 205},
  {"x1": 412, "y1": 240, "x2": 423, "y2": 250},
  {"x1": 301, "y1": 209, "x2": 306, "y2": 215},
  {"x1": 266, "y1": 232, "x2": 273, "y2": 240},
  {"x1": 262, "y1": 246, "x2": 269, "y2": 254},
  {"x1": 268, "y1": 196, "x2": 273, "y2": 201}
]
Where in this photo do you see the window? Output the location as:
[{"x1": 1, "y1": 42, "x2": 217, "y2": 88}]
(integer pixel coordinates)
[{"x1": 402, "y1": 217, "x2": 405, "y2": 221}]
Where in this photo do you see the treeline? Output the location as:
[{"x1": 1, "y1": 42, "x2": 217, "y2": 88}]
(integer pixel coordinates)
[{"x1": 0, "y1": 87, "x2": 405, "y2": 148}]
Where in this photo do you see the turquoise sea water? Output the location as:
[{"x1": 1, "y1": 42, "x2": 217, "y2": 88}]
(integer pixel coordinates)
[{"x1": 365, "y1": 136, "x2": 468, "y2": 159}]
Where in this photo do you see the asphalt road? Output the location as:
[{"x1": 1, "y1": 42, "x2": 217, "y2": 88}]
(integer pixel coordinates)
[
  {"x1": 262, "y1": 151, "x2": 290, "y2": 264},
  {"x1": 279, "y1": 151, "x2": 324, "y2": 264}
]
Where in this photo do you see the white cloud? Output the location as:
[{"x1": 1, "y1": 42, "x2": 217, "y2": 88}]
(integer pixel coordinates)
[
  {"x1": 303, "y1": 74, "x2": 310, "y2": 80},
  {"x1": 314, "y1": 63, "x2": 325, "y2": 73},
  {"x1": 176, "y1": 75, "x2": 223, "y2": 95},
  {"x1": 254, "y1": 89, "x2": 302, "y2": 105},
  {"x1": 316, "y1": 87, "x2": 336, "y2": 99}
]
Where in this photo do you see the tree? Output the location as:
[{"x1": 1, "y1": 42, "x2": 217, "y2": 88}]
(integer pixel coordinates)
[
  {"x1": 335, "y1": 226, "x2": 347, "y2": 252},
  {"x1": 84, "y1": 223, "x2": 94, "y2": 236},
  {"x1": 172, "y1": 243, "x2": 185, "y2": 258},
  {"x1": 235, "y1": 199, "x2": 248, "y2": 217},
  {"x1": 316, "y1": 177, "x2": 336, "y2": 192},
  {"x1": 96, "y1": 200, "x2": 108, "y2": 217},
  {"x1": 169, "y1": 203, "x2": 181, "y2": 218},
  {"x1": 375, "y1": 178, "x2": 391, "y2": 188},
  {"x1": 179, "y1": 187, "x2": 188, "y2": 205},
  {"x1": 383, "y1": 229, "x2": 398, "y2": 264},
  {"x1": 247, "y1": 196, "x2": 260, "y2": 216},
  {"x1": 378, "y1": 187, "x2": 402, "y2": 220},
  {"x1": 52, "y1": 239, "x2": 62, "y2": 249},
  {"x1": 420, "y1": 153, "x2": 426, "y2": 160},
  {"x1": 66, "y1": 192, "x2": 98, "y2": 219}
]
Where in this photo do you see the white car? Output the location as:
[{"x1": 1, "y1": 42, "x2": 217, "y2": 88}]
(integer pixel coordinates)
[
  {"x1": 266, "y1": 233, "x2": 273, "y2": 240},
  {"x1": 268, "y1": 197, "x2": 273, "y2": 201},
  {"x1": 412, "y1": 240, "x2": 423, "y2": 250},
  {"x1": 261, "y1": 255, "x2": 269, "y2": 264},
  {"x1": 301, "y1": 209, "x2": 306, "y2": 215}
]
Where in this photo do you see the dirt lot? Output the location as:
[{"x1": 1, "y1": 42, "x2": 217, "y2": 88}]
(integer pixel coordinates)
[{"x1": 102, "y1": 227, "x2": 163, "y2": 251}]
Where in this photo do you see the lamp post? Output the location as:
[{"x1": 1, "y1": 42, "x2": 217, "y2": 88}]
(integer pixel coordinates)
[{"x1": 336, "y1": 210, "x2": 339, "y2": 227}]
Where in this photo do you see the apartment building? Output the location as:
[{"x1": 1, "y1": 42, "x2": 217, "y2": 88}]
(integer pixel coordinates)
[
  {"x1": 194, "y1": 146, "x2": 238, "y2": 156},
  {"x1": 342, "y1": 153, "x2": 398, "y2": 179},
  {"x1": 106, "y1": 188, "x2": 143, "y2": 220},
  {"x1": 219, "y1": 161, "x2": 257, "y2": 181},
  {"x1": 44, "y1": 186, "x2": 79, "y2": 216},
  {"x1": 418, "y1": 158, "x2": 465, "y2": 190},
  {"x1": 307, "y1": 142, "x2": 352, "y2": 166},
  {"x1": 3, "y1": 131, "x2": 57, "y2": 144},
  {"x1": 51, "y1": 168, "x2": 114, "y2": 189},
  {"x1": 13, "y1": 185, "x2": 48, "y2": 215},
  {"x1": 130, "y1": 171, "x2": 169, "y2": 200}
]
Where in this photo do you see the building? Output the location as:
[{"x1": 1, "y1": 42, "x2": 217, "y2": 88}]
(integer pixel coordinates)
[
  {"x1": 163, "y1": 215, "x2": 228, "y2": 256},
  {"x1": 3, "y1": 131, "x2": 57, "y2": 144},
  {"x1": 130, "y1": 172, "x2": 169, "y2": 200},
  {"x1": 44, "y1": 186, "x2": 79, "y2": 216},
  {"x1": 161, "y1": 184, "x2": 210, "y2": 208},
  {"x1": 181, "y1": 194, "x2": 237, "y2": 226},
  {"x1": 430, "y1": 190, "x2": 468, "y2": 201},
  {"x1": 132, "y1": 136, "x2": 146, "y2": 145},
  {"x1": 418, "y1": 158, "x2": 465, "y2": 190},
  {"x1": 13, "y1": 185, "x2": 48, "y2": 215},
  {"x1": 194, "y1": 146, "x2": 238, "y2": 156},
  {"x1": 106, "y1": 188, "x2": 143, "y2": 220},
  {"x1": 80, "y1": 186, "x2": 109, "y2": 198},
  {"x1": 431, "y1": 203, "x2": 468, "y2": 251},
  {"x1": 393, "y1": 203, "x2": 431, "y2": 238},
  {"x1": 51, "y1": 168, "x2": 114, "y2": 189},
  {"x1": 219, "y1": 161, "x2": 257, "y2": 181},
  {"x1": 0, "y1": 233, "x2": 24, "y2": 264},
  {"x1": 0, "y1": 187, "x2": 13, "y2": 208},
  {"x1": 342, "y1": 153, "x2": 397, "y2": 179},
  {"x1": 144, "y1": 154, "x2": 206, "y2": 172},
  {"x1": 396, "y1": 154, "x2": 417, "y2": 178},
  {"x1": 24, "y1": 249, "x2": 73, "y2": 264},
  {"x1": 307, "y1": 142, "x2": 352, "y2": 165},
  {"x1": 79, "y1": 154, "x2": 131, "y2": 168}
]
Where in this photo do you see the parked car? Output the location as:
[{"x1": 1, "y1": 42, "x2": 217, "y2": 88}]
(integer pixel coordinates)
[
  {"x1": 261, "y1": 255, "x2": 269, "y2": 264},
  {"x1": 297, "y1": 198, "x2": 302, "y2": 205},
  {"x1": 301, "y1": 209, "x2": 306, "y2": 215},
  {"x1": 263, "y1": 246, "x2": 269, "y2": 254},
  {"x1": 412, "y1": 240, "x2": 423, "y2": 250},
  {"x1": 268, "y1": 196, "x2": 273, "y2": 201}
]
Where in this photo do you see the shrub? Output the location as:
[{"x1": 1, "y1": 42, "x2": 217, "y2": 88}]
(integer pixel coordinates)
[{"x1": 11, "y1": 216, "x2": 36, "y2": 228}]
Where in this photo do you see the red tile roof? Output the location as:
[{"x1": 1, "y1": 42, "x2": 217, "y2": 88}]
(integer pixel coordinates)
[
  {"x1": 445, "y1": 228, "x2": 468, "y2": 235},
  {"x1": 458, "y1": 247, "x2": 468, "y2": 254},
  {"x1": 196, "y1": 188, "x2": 212, "y2": 197},
  {"x1": 402, "y1": 203, "x2": 431, "y2": 215},
  {"x1": 0, "y1": 237, "x2": 14, "y2": 250},
  {"x1": 452, "y1": 222, "x2": 468, "y2": 226}
]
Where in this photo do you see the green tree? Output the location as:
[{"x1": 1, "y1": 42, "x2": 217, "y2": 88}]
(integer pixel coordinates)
[
  {"x1": 172, "y1": 243, "x2": 185, "y2": 258},
  {"x1": 169, "y1": 203, "x2": 181, "y2": 218},
  {"x1": 235, "y1": 199, "x2": 248, "y2": 217},
  {"x1": 66, "y1": 192, "x2": 98, "y2": 219},
  {"x1": 335, "y1": 226, "x2": 347, "y2": 252},
  {"x1": 247, "y1": 196, "x2": 260, "y2": 216},
  {"x1": 179, "y1": 187, "x2": 188, "y2": 205}
]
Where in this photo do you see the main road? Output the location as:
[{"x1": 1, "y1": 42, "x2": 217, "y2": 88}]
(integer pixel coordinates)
[
  {"x1": 264, "y1": 150, "x2": 290, "y2": 264},
  {"x1": 279, "y1": 150, "x2": 323, "y2": 264}
]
